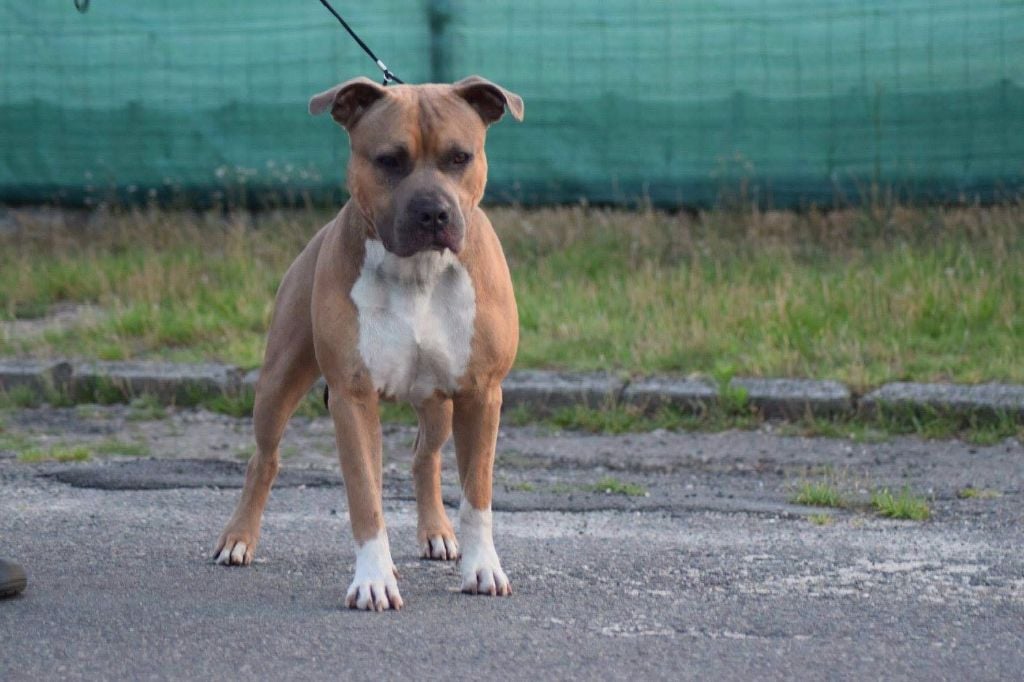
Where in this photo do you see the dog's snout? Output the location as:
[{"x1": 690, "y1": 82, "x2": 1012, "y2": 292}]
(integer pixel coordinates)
[{"x1": 409, "y1": 195, "x2": 451, "y2": 232}]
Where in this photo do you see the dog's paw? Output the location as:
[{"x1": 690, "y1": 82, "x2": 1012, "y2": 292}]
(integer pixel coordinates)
[
  {"x1": 345, "y1": 574, "x2": 403, "y2": 611},
  {"x1": 213, "y1": 530, "x2": 256, "y2": 566},
  {"x1": 421, "y1": 534, "x2": 459, "y2": 561},
  {"x1": 458, "y1": 502, "x2": 511, "y2": 596},
  {"x1": 346, "y1": 531, "x2": 403, "y2": 611},
  {"x1": 460, "y1": 544, "x2": 511, "y2": 596}
]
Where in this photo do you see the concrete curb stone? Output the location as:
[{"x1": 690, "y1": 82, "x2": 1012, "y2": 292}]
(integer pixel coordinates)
[
  {"x1": 861, "y1": 382, "x2": 1024, "y2": 420},
  {"x1": 621, "y1": 377, "x2": 717, "y2": 414},
  {"x1": 0, "y1": 358, "x2": 1021, "y2": 423},
  {"x1": 0, "y1": 359, "x2": 73, "y2": 396},
  {"x1": 70, "y1": 361, "x2": 241, "y2": 405},
  {"x1": 500, "y1": 370, "x2": 626, "y2": 413},
  {"x1": 730, "y1": 377, "x2": 852, "y2": 419}
]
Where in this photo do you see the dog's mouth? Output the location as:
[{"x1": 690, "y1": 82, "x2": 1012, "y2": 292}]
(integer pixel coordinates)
[
  {"x1": 383, "y1": 222, "x2": 464, "y2": 257},
  {"x1": 380, "y1": 228, "x2": 463, "y2": 258},
  {"x1": 429, "y1": 228, "x2": 462, "y2": 253}
]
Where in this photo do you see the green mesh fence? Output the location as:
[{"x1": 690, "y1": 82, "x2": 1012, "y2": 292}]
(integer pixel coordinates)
[{"x1": 2, "y1": 1, "x2": 1022, "y2": 207}]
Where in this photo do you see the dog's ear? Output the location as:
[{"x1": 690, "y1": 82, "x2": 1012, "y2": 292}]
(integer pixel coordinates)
[
  {"x1": 309, "y1": 77, "x2": 388, "y2": 130},
  {"x1": 453, "y1": 76, "x2": 524, "y2": 125}
]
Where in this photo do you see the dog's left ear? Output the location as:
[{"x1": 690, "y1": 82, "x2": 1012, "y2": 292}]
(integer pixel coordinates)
[{"x1": 453, "y1": 76, "x2": 524, "y2": 125}]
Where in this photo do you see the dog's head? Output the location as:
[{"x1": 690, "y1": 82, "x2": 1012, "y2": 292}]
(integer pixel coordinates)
[{"x1": 310, "y1": 76, "x2": 524, "y2": 257}]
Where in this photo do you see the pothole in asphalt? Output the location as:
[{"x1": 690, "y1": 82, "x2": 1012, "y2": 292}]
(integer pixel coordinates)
[{"x1": 44, "y1": 459, "x2": 341, "y2": 490}]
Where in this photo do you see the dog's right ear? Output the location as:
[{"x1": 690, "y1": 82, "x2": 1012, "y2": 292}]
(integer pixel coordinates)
[{"x1": 308, "y1": 77, "x2": 387, "y2": 130}]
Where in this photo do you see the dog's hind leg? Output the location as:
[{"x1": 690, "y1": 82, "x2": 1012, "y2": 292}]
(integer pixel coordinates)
[
  {"x1": 412, "y1": 396, "x2": 457, "y2": 560},
  {"x1": 214, "y1": 227, "x2": 325, "y2": 566},
  {"x1": 214, "y1": 350, "x2": 318, "y2": 565}
]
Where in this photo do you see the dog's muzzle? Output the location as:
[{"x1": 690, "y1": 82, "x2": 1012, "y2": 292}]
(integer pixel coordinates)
[{"x1": 396, "y1": 192, "x2": 464, "y2": 255}]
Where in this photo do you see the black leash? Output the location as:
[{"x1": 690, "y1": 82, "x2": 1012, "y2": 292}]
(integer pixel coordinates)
[{"x1": 317, "y1": 0, "x2": 404, "y2": 86}]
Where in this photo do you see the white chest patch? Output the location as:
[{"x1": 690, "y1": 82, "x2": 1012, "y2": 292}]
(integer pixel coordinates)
[{"x1": 350, "y1": 239, "x2": 476, "y2": 404}]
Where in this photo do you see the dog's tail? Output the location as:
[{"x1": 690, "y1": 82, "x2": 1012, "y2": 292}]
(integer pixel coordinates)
[{"x1": 323, "y1": 384, "x2": 330, "y2": 409}]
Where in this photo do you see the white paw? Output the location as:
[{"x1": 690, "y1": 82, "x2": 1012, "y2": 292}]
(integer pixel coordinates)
[
  {"x1": 458, "y1": 501, "x2": 511, "y2": 596},
  {"x1": 421, "y1": 535, "x2": 459, "y2": 561},
  {"x1": 460, "y1": 544, "x2": 511, "y2": 596},
  {"x1": 346, "y1": 530, "x2": 403, "y2": 611},
  {"x1": 214, "y1": 539, "x2": 251, "y2": 566}
]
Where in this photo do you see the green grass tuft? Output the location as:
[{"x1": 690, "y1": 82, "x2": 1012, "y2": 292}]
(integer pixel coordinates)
[
  {"x1": 0, "y1": 386, "x2": 43, "y2": 409},
  {"x1": 791, "y1": 481, "x2": 847, "y2": 508},
  {"x1": 871, "y1": 487, "x2": 931, "y2": 521},
  {"x1": 201, "y1": 390, "x2": 255, "y2": 418},
  {"x1": 127, "y1": 394, "x2": 168, "y2": 421},
  {"x1": 808, "y1": 513, "x2": 834, "y2": 526},
  {"x1": 17, "y1": 444, "x2": 91, "y2": 463},
  {"x1": 589, "y1": 476, "x2": 648, "y2": 497},
  {"x1": 956, "y1": 487, "x2": 1002, "y2": 500}
]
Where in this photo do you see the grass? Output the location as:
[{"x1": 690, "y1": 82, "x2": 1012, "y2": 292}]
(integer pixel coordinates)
[
  {"x1": 0, "y1": 385, "x2": 45, "y2": 409},
  {"x1": 808, "y1": 513, "x2": 834, "y2": 526},
  {"x1": 0, "y1": 429, "x2": 33, "y2": 454},
  {"x1": 127, "y1": 394, "x2": 167, "y2": 421},
  {"x1": 17, "y1": 444, "x2": 91, "y2": 463},
  {"x1": 791, "y1": 474, "x2": 932, "y2": 521},
  {"x1": 870, "y1": 487, "x2": 931, "y2": 521},
  {"x1": 791, "y1": 481, "x2": 847, "y2": 508},
  {"x1": 589, "y1": 476, "x2": 648, "y2": 497},
  {"x1": 92, "y1": 438, "x2": 149, "y2": 457},
  {"x1": 779, "y1": 408, "x2": 1023, "y2": 445},
  {"x1": 517, "y1": 401, "x2": 1021, "y2": 444},
  {"x1": 540, "y1": 389, "x2": 760, "y2": 434},
  {"x1": 956, "y1": 487, "x2": 1002, "y2": 500},
  {"x1": 0, "y1": 204, "x2": 1021, "y2": 390}
]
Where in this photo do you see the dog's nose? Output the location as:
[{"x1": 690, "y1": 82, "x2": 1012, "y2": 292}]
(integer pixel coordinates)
[{"x1": 408, "y1": 195, "x2": 450, "y2": 232}]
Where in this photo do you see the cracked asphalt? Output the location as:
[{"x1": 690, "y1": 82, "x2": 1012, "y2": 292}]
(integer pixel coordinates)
[{"x1": 1, "y1": 405, "x2": 1022, "y2": 680}]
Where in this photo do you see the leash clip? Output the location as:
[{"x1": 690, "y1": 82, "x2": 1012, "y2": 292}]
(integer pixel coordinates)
[{"x1": 375, "y1": 59, "x2": 399, "y2": 86}]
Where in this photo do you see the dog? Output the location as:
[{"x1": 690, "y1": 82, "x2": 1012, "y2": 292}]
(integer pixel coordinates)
[{"x1": 213, "y1": 75, "x2": 524, "y2": 611}]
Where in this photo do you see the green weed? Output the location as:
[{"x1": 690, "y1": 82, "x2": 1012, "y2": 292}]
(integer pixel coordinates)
[
  {"x1": 0, "y1": 386, "x2": 43, "y2": 409},
  {"x1": 956, "y1": 487, "x2": 1002, "y2": 500},
  {"x1": 871, "y1": 487, "x2": 931, "y2": 521},
  {"x1": 808, "y1": 513, "x2": 834, "y2": 526},
  {"x1": 589, "y1": 476, "x2": 648, "y2": 497},
  {"x1": 17, "y1": 444, "x2": 91, "y2": 463},
  {"x1": 127, "y1": 394, "x2": 167, "y2": 420},
  {"x1": 202, "y1": 390, "x2": 255, "y2": 418},
  {"x1": 791, "y1": 482, "x2": 847, "y2": 509}
]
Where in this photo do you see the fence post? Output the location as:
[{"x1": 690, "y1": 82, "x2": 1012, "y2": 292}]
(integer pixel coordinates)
[{"x1": 427, "y1": 0, "x2": 456, "y2": 83}]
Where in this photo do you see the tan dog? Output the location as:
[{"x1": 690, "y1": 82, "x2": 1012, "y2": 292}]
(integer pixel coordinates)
[{"x1": 213, "y1": 76, "x2": 524, "y2": 611}]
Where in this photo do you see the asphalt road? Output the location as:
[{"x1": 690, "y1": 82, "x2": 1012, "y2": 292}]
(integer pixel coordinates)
[{"x1": 1, "y1": 406, "x2": 1022, "y2": 680}]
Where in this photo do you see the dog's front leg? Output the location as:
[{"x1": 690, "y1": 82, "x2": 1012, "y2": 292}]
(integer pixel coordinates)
[
  {"x1": 452, "y1": 384, "x2": 511, "y2": 596},
  {"x1": 328, "y1": 385, "x2": 403, "y2": 611},
  {"x1": 413, "y1": 397, "x2": 458, "y2": 560}
]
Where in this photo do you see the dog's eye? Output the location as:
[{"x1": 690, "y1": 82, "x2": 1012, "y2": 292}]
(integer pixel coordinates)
[
  {"x1": 375, "y1": 154, "x2": 401, "y2": 169},
  {"x1": 451, "y1": 151, "x2": 472, "y2": 166}
]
